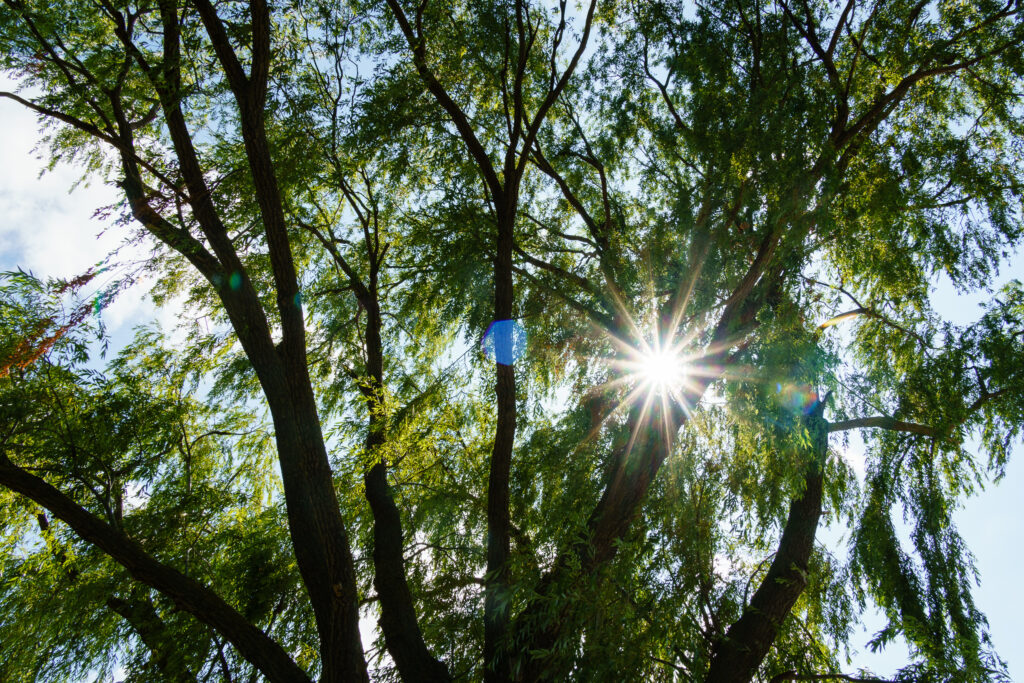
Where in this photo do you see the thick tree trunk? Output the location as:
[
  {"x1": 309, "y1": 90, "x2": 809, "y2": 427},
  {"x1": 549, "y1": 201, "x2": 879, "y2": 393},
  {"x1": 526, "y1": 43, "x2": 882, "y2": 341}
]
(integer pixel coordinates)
[
  {"x1": 511, "y1": 365, "x2": 724, "y2": 682},
  {"x1": 117, "y1": 4, "x2": 370, "y2": 678},
  {"x1": 485, "y1": 210, "x2": 518, "y2": 683},
  {"x1": 704, "y1": 403, "x2": 829, "y2": 683},
  {"x1": 183, "y1": 4, "x2": 370, "y2": 677},
  {"x1": 268, "y1": 396, "x2": 368, "y2": 683}
]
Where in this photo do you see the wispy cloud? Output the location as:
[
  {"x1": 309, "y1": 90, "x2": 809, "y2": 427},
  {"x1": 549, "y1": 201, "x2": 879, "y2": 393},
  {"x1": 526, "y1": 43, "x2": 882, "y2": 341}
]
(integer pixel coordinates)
[{"x1": 0, "y1": 73, "x2": 166, "y2": 344}]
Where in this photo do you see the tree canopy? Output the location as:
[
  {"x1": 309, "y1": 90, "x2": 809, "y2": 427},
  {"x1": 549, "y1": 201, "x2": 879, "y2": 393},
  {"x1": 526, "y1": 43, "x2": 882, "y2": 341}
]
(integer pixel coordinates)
[{"x1": 1, "y1": 0, "x2": 1023, "y2": 681}]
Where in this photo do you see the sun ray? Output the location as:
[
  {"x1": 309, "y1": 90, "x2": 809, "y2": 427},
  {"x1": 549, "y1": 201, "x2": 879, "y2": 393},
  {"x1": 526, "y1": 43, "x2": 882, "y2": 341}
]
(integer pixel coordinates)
[
  {"x1": 658, "y1": 231, "x2": 713, "y2": 370},
  {"x1": 575, "y1": 257, "x2": 724, "y2": 453},
  {"x1": 622, "y1": 384, "x2": 657, "y2": 466}
]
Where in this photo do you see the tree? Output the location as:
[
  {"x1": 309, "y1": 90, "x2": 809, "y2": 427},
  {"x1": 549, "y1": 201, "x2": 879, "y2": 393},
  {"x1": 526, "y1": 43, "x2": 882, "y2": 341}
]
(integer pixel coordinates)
[{"x1": 0, "y1": 0, "x2": 1022, "y2": 681}]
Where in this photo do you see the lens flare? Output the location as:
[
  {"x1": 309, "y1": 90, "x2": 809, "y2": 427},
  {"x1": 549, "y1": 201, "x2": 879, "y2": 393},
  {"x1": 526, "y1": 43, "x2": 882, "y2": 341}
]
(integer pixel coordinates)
[{"x1": 481, "y1": 319, "x2": 527, "y2": 366}]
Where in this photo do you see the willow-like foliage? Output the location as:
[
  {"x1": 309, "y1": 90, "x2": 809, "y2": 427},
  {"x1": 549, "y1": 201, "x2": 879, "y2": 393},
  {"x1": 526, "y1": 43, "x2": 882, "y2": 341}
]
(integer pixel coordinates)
[{"x1": 1, "y1": 0, "x2": 1022, "y2": 681}]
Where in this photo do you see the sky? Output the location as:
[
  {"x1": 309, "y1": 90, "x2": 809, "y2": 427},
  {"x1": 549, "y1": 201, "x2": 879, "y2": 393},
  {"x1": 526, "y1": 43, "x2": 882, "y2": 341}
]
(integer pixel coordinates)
[
  {"x1": 2, "y1": 72, "x2": 1023, "y2": 680},
  {"x1": 0, "y1": 76, "x2": 182, "y2": 339}
]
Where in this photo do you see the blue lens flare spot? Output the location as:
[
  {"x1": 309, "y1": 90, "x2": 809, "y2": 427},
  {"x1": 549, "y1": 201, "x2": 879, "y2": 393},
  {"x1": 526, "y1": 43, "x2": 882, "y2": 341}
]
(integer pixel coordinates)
[
  {"x1": 228, "y1": 271, "x2": 242, "y2": 290},
  {"x1": 481, "y1": 319, "x2": 526, "y2": 366},
  {"x1": 293, "y1": 291, "x2": 302, "y2": 309}
]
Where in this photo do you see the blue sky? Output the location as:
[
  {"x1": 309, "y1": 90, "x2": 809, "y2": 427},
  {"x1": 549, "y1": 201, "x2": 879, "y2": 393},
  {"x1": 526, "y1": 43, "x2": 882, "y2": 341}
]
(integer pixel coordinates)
[{"x1": 2, "y1": 72, "x2": 1022, "y2": 679}]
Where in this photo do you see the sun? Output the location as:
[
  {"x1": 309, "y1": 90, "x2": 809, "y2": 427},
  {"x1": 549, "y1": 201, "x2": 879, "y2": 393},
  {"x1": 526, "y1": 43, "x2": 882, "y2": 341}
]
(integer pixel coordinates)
[
  {"x1": 637, "y1": 347, "x2": 688, "y2": 394},
  {"x1": 613, "y1": 333, "x2": 693, "y2": 406}
]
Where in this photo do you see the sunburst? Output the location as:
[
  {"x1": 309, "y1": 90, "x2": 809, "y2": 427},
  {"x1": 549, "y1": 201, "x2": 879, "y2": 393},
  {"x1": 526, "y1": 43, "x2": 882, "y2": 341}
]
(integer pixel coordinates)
[
  {"x1": 575, "y1": 251, "x2": 724, "y2": 451},
  {"x1": 618, "y1": 336, "x2": 691, "y2": 401}
]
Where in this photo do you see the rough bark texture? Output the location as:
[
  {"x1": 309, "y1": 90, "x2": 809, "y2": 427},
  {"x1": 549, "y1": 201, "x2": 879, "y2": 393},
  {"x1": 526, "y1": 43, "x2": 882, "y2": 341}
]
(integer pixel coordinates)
[
  {"x1": 169, "y1": 3, "x2": 369, "y2": 678},
  {"x1": 704, "y1": 402, "x2": 829, "y2": 683}
]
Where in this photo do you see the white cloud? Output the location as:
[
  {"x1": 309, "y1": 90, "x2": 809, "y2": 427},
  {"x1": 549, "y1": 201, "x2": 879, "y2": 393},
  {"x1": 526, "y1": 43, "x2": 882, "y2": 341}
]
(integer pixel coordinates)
[
  {"x1": 831, "y1": 430, "x2": 867, "y2": 479},
  {"x1": 1, "y1": 77, "x2": 121, "y2": 274},
  {"x1": 1, "y1": 73, "x2": 164, "y2": 345}
]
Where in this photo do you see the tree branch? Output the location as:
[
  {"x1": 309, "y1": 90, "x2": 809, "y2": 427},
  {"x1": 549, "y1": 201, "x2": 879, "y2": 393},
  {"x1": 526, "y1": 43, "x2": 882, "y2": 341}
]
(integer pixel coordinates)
[
  {"x1": 828, "y1": 416, "x2": 934, "y2": 437},
  {"x1": 0, "y1": 457, "x2": 310, "y2": 683},
  {"x1": 769, "y1": 672, "x2": 896, "y2": 683},
  {"x1": 383, "y1": 0, "x2": 503, "y2": 200},
  {"x1": 106, "y1": 593, "x2": 199, "y2": 683},
  {"x1": 705, "y1": 402, "x2": 830, "y2": 682}
]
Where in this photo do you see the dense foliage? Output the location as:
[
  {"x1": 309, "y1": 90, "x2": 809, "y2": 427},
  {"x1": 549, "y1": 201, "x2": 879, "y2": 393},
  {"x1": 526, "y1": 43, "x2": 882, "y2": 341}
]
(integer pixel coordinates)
[{"x1": 1, "y1": 0, "x2": 1023, "y2": 681}]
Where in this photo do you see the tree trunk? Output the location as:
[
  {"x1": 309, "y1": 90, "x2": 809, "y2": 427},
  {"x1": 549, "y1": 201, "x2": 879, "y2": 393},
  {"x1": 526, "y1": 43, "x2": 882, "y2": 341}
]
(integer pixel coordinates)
[
  {"x1": 363, "y1": 299, "x2": 452, "y2": 682},
  {"x1": 485, "y1": 209, "x2": 518, "y2": 683},
  {"x1": 704, "y1": 403, "x2": 829, "y2": 683}
]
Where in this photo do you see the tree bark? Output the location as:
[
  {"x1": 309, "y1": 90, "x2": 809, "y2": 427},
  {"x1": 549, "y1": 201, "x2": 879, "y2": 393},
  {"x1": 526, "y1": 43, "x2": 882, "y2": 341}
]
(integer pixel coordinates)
[
  {"x1": 828, "y1": 416, "x2": 933, "y2": 436},
  {"x1": 163, "y1": 4, "x2": 370, "y2": 678},
  {"x1": 74, "y1": 18, "x2": 370, "y2": 673},
  {"x1": 484, "y1": 208, "x2": 518, "y2": 683},
  {"x1": 365, "y1": 462, "x2": 452, "y2": 682}
]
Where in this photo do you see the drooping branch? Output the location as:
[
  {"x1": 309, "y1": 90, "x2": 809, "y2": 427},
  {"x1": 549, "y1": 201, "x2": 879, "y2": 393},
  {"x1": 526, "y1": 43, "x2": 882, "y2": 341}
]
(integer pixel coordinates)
[
  {"x1": 530, "y1": 145, "x2": 601, "y2": 240},
  {"x1": 0, "y1": 457, "x2": 311, "y2": 683},
  {"x1": 510, "y1": 265, "x2": 613, "y2": 330},
  {"x1": 835, "y1": 20, "x2": 1023, "y2": 169},
  {"x1": 37, "y1": 513, "x2": 199, "y2": 682},
  {"x1": 0, "y1": 90, "x2": 179, "y2": 192},
  {"x1": 642, "y1": 36, "x2": 692, "y2": 136},
  {"x1": 511, "y1": 0, "x2": 598, "y2": 183},
  {"x1": 106, "y1": 593, "x2": 200, "y2": 683},
  {"x1": 513, "y1": 245, "x2": 600, "y2": 298},
  {"x1": 827, "y1": 384, "x2": 1015, "y2": 439}
]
